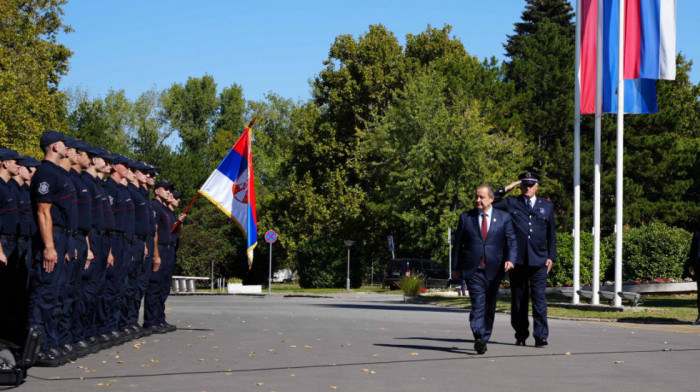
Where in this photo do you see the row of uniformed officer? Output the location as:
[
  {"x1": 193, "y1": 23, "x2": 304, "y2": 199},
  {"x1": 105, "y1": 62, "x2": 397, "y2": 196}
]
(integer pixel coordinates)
[
  {"x1": 0, "y1": 150, "x2": 40, "y2": 348},
  {"x1": 0, "y1": 131, "x2": 184, "y2": 367}
]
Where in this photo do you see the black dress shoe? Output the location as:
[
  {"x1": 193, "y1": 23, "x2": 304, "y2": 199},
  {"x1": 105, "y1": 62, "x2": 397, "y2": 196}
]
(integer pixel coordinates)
[
  {"x1": 474, "y1": 338, "x2": 487, "y2": 354},
  {"x1": 141, "y1": 324, "x2": 153, "y2": 337},
  {"x1": 35, "y1": 350, "x2": 63, "y2": 367},
  {"x1": 152, "y1": 324, "x2": 167, "y2": 334},
  {"x1": 166, "y1": 322, "x2": 177, "y2": 332},
  {"x1": 109, "y1": 331, "x2": 124, "y2": 345},
  {"x1": 86, "y1": 336, "x2": 101, "y2": 353},
  {"x1": 48, "y1": 347, "x2": 67, "y2": 364},
  {"x1": 99, "y1": 333, "x2": 113, "y2": 349},
  {"x1": 60, "y1": 343, "x2": 78, "y2": 361},
  {"x1": 515, "y1": 339, "x2": 526, "y2": 346},
  {"x1": 130, "y1": 324, "x2": 144, "y2": 338},
  {"x1": 74, "y1": 340, "x2": 90, "y2": 357},
  {"x1": 534, "y1": 337, "x2": 548, "y2": 347},
  {"x1": 121, "y1": 327, "x2": 135, "y2": 342}
]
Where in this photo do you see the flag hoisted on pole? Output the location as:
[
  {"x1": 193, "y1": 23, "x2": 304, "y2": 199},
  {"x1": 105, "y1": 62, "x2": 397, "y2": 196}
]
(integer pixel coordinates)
[
  {"x1": 579, "y1": 0, "x2": 676, "y2": 115},
  {"x1": 575, "y1": 0, "x2": 676, "y2": 306},
  {"x1": 199, "y1": 120, "x2": 258, "y2": 268}
]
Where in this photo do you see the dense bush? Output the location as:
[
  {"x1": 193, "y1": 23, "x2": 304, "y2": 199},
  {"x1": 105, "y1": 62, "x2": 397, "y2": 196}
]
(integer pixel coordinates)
[
  {"x1": 605, "y1": 222, "x2": 692, "y2": 281},
  {"x1": 549, "y1": 231, "x2": 611, "y2": 286},
  {"x1": 550, "y1": 223, "x2": 692, "y2": 286},
  {"x1": 295, "y1": 235, "x2": 363, "y2": 288}
]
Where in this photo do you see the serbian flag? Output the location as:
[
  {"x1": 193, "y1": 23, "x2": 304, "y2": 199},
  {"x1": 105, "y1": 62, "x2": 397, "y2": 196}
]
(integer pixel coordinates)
[
  {"x1": 199, "y1": 122, "x2": 258, "y2": 268},
  {"x1": 579, "y1": 0, "x2": 676, "y2": 114}
]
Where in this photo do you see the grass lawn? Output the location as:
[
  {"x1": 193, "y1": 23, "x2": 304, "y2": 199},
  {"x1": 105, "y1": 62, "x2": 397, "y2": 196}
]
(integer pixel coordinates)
[
  {"x1": 416, "y1": 293, "x2": 699, "y2": 323},
  {"x1": 269, "y1": 282, "x2": 401, "y2": 294}
]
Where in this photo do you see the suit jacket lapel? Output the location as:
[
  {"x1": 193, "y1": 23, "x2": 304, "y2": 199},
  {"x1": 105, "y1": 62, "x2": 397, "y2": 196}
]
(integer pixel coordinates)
[{"x1": 489, "y1": 210, "x2": 500, "y2": 238}]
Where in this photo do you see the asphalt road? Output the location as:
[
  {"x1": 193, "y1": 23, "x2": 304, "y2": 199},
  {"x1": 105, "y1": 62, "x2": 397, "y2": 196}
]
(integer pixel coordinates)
[{"x1": 12, "y1": 293, "x2": 700, "y2": 392}]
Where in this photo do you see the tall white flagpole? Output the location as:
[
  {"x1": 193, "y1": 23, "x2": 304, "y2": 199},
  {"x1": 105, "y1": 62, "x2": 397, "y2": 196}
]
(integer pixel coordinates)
[
  {"x1": 613, "y1": 0, "x2": 625, "y2": 307},
  {"x1": 592, "y1": 0, "x2": 603, "y2": 305},
  {"x1": 572, "y1": 0, "x2": 582, "y2": 305}
]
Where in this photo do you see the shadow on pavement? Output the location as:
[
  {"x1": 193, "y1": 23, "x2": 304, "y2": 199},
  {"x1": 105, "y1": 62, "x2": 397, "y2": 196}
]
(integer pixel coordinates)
[
  {"x1": 314, "y1": 303, "x2": 468, "y2": 313},
  {"x1": 615, "y1": 317, "x2": 695, "y2": 325}
]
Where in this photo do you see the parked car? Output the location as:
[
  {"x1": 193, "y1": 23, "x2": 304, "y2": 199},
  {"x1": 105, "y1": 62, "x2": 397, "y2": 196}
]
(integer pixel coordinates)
[
  {"x1": 382, "y1": 258, "x2": 449, "y2": 289},
  {"x1": 272, "y1": 269, "x2": 298, "y2": 283}
]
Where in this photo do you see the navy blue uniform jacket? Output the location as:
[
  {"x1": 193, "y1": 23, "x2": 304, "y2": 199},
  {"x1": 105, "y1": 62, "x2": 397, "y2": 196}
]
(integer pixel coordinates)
[
  {"x1": 452, "y1": 208, "x2": 517, "y2": 281},
  {"x1": 493, "y1": 190, "x2": 556, "y2": 267}
]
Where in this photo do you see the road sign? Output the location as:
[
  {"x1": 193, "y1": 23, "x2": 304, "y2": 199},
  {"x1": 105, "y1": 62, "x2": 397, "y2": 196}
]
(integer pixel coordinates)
[
  {"x1": 387, "y1": 236, "x2": 394, "y2": 252},
  {"x1": 265, "y1": 230, "x2": 278, "y2": 243}
]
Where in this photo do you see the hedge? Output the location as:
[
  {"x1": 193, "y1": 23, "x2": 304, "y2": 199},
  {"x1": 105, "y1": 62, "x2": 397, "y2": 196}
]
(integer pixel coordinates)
[
  {"x1": 603, "y1": 222, "x2": 691, "y2": 282},
  {"x1": 550, "y1": 222, "x2": 691, "y2": 286},
  {"x1": 549, "y1": 231, "x2": 611, "y2": 287}
]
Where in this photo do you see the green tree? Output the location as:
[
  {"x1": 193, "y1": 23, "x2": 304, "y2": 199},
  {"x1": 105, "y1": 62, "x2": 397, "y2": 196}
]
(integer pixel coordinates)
[
  {"x1": 209, "y1": 84, "x2": 246, "y2": 162},
  {"x1": 360, "y1": 70, "x2": 530, "y2": 262},
  {"x1": 66, "y1": 89, "x2": 134, "y2": 155},
  {"x1": 502, "y1": 0, "x2": 576, "y2": 228},
  {"x1": 0, "y1": 0, "x2": 72, "y2": 155},
  {"x1": 162, "y1": 75, "x2": 219, "y2": 155}
]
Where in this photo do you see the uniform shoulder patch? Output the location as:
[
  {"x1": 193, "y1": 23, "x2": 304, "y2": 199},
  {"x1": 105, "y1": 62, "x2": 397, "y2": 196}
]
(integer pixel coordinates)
[{"x1": 38, "y1": 181, "x2": 50, "y2": 195}]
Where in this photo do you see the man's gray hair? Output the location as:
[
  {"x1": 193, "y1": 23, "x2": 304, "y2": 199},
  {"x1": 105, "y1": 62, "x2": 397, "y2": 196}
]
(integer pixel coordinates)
[{"x1": 477, "y1": 183, "x2": 494, "y2": 198}]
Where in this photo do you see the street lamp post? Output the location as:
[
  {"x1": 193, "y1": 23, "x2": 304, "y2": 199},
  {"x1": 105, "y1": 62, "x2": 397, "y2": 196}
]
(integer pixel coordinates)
[
  {"x1": 344, "y1": 240, "x2": 355, "y2": 291},
  {"x1": 210, "y1": 253, "x2": 216, "y2": 292}
]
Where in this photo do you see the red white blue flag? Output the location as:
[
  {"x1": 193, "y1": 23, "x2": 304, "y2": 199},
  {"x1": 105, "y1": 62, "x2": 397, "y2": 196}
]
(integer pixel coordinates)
[
  {"x1": 199, "y1": 124, "x2": 258, "y2": 268},
  {"x1": 579, "y1": 0, "x2": 676, "y2": 114}
]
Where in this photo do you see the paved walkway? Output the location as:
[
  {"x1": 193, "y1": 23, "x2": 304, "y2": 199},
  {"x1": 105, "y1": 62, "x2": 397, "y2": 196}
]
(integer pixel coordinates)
[{"x1": 13, "y1": 293, "x2": 700, "y2": 392}]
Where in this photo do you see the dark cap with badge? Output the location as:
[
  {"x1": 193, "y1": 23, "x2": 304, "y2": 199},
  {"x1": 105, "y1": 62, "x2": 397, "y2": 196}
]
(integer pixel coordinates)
[
  {"x1": 171, "y1": 189, "x2": 183, "y2": 199},
  {"x1": 39, "y1": 130, "x2": 67, "y2": 149},
  {"x1": 154, "y1": 180, "x2": 172, "y2": 190},
  {"x1": 111, "y1": 154, "x2": 131, "y2": 166},
  {"x1": 131, "y1": 161, "x2": 150, "y2": 172},
  {"x1": 63, "y1": 136, "x2": 77, "y2": 149},
  {"x1": 0, "y1": 148, "x2": 21, "y2": 161},
  {"x1": 73, "y1": 140, "x2": 91, "y2": 152},
  {"x1": 85, "y1": 146, "x2": 110, "y2": 159},
  {"x1": 17, "y1": 156, "x2": 41, "y2": 167},
  {"x1": 518, "y1": 171, "x2": 541, "y2": 186}
]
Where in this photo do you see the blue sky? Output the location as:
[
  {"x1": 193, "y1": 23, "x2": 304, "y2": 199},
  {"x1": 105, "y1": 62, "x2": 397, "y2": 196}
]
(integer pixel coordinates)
[{"x1": 59, "y1": 0, "x2": 699, "y2": 103}]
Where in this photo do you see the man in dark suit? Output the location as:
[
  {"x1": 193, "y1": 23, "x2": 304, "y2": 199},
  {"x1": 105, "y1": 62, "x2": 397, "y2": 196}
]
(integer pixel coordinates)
[
  {"x1": 686, "y1": 228, "x2": 700, "y2": 325},
  {"x1": 452, "y1": 184, "x2": 517, "y2": 354},
  {"x1": 493, "y1": 171, "x2": 556, "y2": 347}
]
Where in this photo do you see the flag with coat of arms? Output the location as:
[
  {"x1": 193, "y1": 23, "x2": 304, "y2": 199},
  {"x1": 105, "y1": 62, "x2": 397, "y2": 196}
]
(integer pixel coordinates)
[{"x1": 198, "y1": 121, "x2": 258, "y2": 268}]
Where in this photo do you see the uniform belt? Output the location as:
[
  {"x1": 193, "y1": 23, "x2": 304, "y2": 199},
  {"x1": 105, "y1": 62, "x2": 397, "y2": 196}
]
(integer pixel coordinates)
[
  {"x1": 76, "y1": 229, "x2": 90, "y2": 237},
  {"x1": 134, "y1": 234, "x2": 148, "y2": 241},
  {"x1": 157, "y1": 243, "x2": 172, "y2": 249},
  {"x1": 18, "y1": 234, "x2": 30, "y2": 241},
  {"x1": 125, "y1": 236, "x2": 136, "y2": 245},
  {"x1": 52, "y1": 226, "x2": 68, "y2": 235},
  {"x1": 90, "y1": 228, "x2": 107, "y2": 236},
  {"x1": 0, "y1": 233, "x2": 17, "y2": 241},
  {"x1": 106, "y1": 230, "x2": 124, "y2": 238}
]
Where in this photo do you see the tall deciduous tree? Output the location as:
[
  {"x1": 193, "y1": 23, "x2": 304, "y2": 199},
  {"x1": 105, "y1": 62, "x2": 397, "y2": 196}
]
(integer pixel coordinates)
[
  {"x1": 162, "y1": 75, "x2": 219, "y2": 156},
  {"x1": 0, "y1": 0, "x2": 72, "y2": 155},
  {"x1": 67, "y1": 89, "x2": 134, "y2": 155}
]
